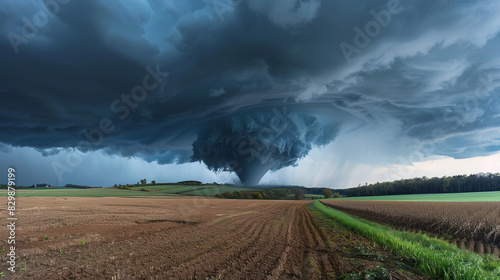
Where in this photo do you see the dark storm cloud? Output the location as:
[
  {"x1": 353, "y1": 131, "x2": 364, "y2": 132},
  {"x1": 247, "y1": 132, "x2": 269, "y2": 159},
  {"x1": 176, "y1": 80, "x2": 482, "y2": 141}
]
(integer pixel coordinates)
[
  {"x1": 1, "y1": 0, "x2": 500, "y2": 171},
  {"x1": 192, "y1": 111, "x2": 339, "y2": 185}
]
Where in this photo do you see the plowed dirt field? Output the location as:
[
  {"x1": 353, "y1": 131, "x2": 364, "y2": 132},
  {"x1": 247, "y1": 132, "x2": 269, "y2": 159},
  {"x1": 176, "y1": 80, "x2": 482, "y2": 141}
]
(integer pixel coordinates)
[
  {"x1": 0, "y1": 197, "x2": 428, "y2": 279},
  {"x1": 321, "y1": 200, "x2": 500, "y2": 257}
]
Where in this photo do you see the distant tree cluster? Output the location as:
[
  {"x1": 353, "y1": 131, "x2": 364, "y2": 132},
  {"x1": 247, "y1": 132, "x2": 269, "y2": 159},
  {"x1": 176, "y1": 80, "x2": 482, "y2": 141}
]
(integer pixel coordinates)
[
  {"x1": 294, "y1": 193, "x2": 304, "y2": 200},
  {"x1": 216, "y1": 188, "x2": 292, "y2": 199},
  {"x1": 65, "y1": 184, "x2": 100, "y2": 189},
  {"x1": 340, "y1": 173, "x2": 500, "y2": 197},
  {"x1": 112, "y1": 180, "x2": 215, "y2": 189},
  {"x1": 300, "y1": 187, "x2": 332, "y2": 195},
  {"x1": 323, "y1": 188, "x2": 333, "y2": 198},
  {"x1": 177, "y1": 180, "x2": 202, "y2": 185},
  {"x1": 216, "y1": 187, "x2": 336, "y2": 200}
]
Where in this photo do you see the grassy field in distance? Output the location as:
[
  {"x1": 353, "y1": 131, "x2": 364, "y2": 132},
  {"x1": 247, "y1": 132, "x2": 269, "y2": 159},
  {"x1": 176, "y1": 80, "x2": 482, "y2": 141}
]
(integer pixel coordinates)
[
  {"x1": 128, "y1": 184, "x2": 255, "y2": 196},
  {"x1": 0, "y1": 187, "x2": 180, "y2": 197},
  {"x1": 0, "y1": 184, "x2": 256, "y2": 197},
  {"x1": 334, "y1": 191, "x2": 500, "y2": 202},
  {"x1": 4, "y1": 187, "x2": 500, "y2": 201}
]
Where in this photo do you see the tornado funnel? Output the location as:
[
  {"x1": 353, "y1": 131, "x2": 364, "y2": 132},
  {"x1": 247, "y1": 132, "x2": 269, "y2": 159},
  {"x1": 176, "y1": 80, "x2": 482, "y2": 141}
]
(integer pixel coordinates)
[{"x1": 191, "y1": 112, "x2": 338, "y2": 186}]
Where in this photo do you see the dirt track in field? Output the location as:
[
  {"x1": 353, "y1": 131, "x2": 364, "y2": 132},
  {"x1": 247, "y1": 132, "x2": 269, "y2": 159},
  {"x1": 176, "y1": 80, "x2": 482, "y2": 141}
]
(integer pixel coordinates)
[{"x1": 0, "y1": 197, "x2": 427, "y2": 279}]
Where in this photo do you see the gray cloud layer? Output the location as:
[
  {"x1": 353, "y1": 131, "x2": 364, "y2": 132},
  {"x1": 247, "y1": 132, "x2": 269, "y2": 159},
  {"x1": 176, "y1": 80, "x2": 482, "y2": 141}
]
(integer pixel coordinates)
[{"x1": 1, "y1": 0, "x2": 500, "y2": 169}]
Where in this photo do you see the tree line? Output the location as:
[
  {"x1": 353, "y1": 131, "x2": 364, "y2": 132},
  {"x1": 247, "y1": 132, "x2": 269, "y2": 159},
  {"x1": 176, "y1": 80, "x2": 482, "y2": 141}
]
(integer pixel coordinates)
[
  {"x1": 216, "y1": 188, "x2": 293, "y2": 199},
  {"x1": 215, "y1": 187, "x2": 340, "y2": 200},
  {"x1": 338, "y1": 173, "x2": 500, "y2": 197}
]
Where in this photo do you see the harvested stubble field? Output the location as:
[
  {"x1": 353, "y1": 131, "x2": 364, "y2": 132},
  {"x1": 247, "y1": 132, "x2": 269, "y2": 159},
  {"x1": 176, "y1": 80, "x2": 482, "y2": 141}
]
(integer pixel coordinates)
[
  {"x1": 0, "y1": 197, "x2": 427, "y2": 279},
  {"x1": 321, "y1": 200, "x2": 500, "y2": 257}
]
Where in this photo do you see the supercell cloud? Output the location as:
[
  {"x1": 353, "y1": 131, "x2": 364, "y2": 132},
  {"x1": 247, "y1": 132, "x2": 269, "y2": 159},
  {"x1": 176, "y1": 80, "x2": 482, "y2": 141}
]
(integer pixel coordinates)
[
  {"x1": 192, "y1": 111, "x2": 338, "y2": 185},
  {"x1": 1, "y1": 0, "x2": 500, "y2": 185}
]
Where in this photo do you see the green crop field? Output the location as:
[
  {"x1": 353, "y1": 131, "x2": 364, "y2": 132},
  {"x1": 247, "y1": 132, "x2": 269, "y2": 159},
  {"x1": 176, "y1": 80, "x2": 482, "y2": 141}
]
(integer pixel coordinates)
[
  {"x1": 335, "y1": 191, "x2": 500, "y2": 202},
  {"x1": 129, "y1": 184, "x2": 255, "y2": 195},
  {"x1": 0, "y1": 187, "x2": 183, "y2": 197},
  {"x1": 0, "y1": 184, "x2": 256, "y2": 197},
  {"x1": 0, "y1": 187, "x2": 181, "y2": 197}
]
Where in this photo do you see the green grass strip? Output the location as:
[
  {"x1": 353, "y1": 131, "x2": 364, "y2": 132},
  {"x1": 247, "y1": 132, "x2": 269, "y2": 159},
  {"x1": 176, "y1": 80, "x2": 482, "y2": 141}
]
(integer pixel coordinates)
[{"x1": 312, "y1": 200, "x2": 500, "y2": 280}]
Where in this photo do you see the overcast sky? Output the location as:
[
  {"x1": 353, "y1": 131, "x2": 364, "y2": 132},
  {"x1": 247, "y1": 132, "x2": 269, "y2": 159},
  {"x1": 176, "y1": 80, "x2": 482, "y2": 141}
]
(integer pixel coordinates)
[{"x1": 1, "y1": 0, "x2": 499, "y2": 187}]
